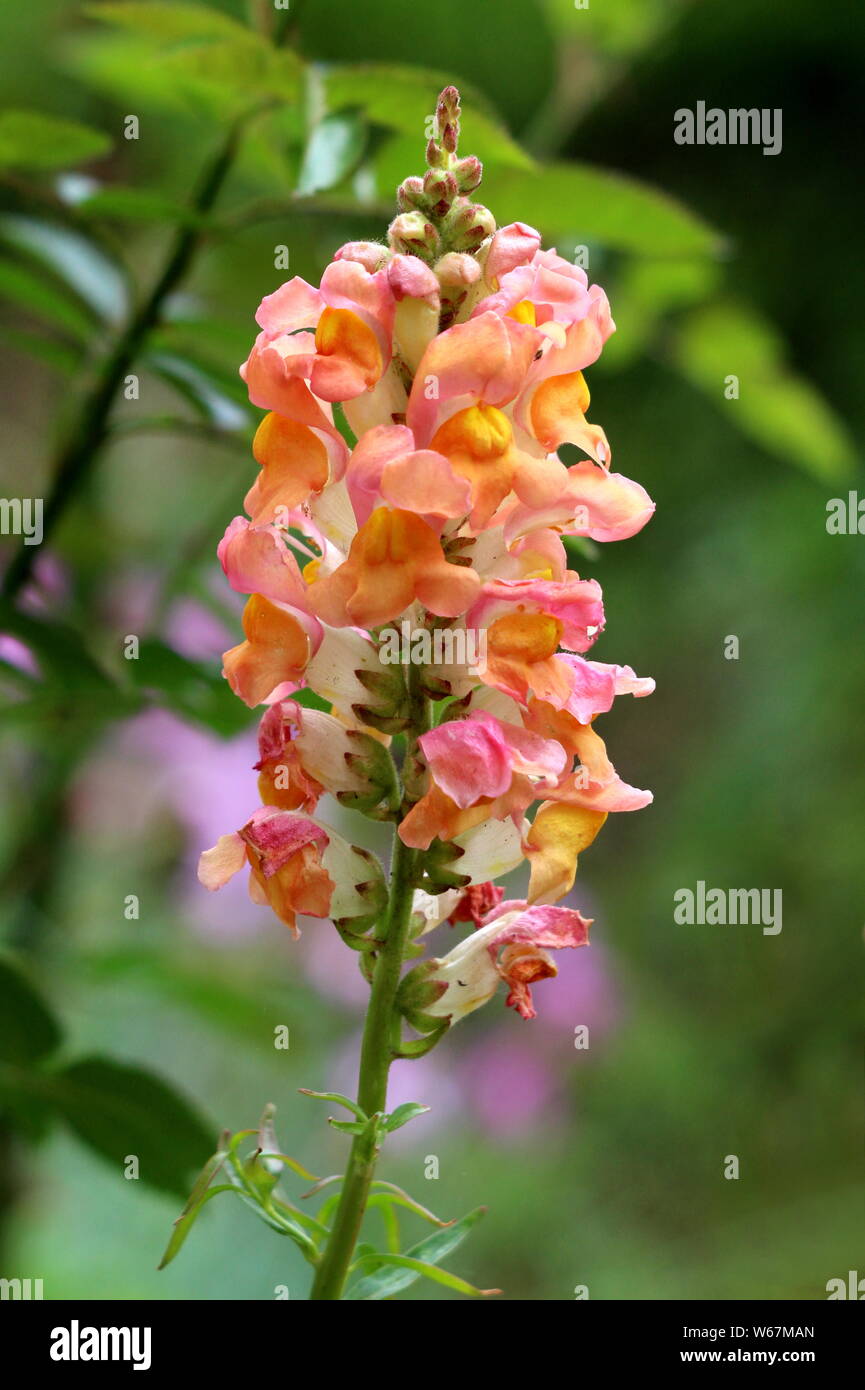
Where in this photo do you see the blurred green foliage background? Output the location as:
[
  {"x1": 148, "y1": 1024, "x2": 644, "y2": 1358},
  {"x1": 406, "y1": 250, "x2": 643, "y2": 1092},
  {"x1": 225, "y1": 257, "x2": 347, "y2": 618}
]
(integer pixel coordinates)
[{"x1": 0, "y1": 0, "x2": 862, "y2": 1300}]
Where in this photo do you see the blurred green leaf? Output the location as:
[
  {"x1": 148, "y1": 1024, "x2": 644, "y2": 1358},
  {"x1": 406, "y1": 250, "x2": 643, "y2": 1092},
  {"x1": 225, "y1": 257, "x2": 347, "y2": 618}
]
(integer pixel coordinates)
[
  {"x1": 543, "y1": 0, "x2": 686, "y2": 59},
  {"x1": 297, "y1": 111, "x2": 367, "y2": 196},
  {"x1": 1, "y1": 328, "x2": 82, "y2": 375},
  {"x1": 347, "y1": 1206, "x2": 487, "y2": 1300},
  {"x1": 124, "y1": 638, "x2": 250, "y2": 737},
  {"x1": 0, "y1": 610, "x2": 125, "y2": 702},
  {"x1": 82, "y1": 6, "x2": 302, "y2": 110},
  {"x1": 0, "y1": 260, "x2": 98, "y2": 342},
  {"x1": 601, "y1": 257, "x2": 721, "y2": 369},
  {"x1": 0, "y1": 110, "x2": 111, "y2": 171},
  {"x1": 0, "y1": 955, "x2": 62, "y2": 1067},
  {"x1": 0, "y1": 216, "x2": 128, "y2": 322},
  {"x1": 671, "y1": 299, "x2": 857, "y2": 480},
  {"x1": 78, "y1": 185, "x2": 199, "y2": 226},
  {"x1": 161, "y1": 39, "x2": 302, "y2": 105},
  {"x1": 481, "y1": 161, "x2": 724, "y2": 257},
  {"x1": 323, "y1": 65, "x2": 533, "y2": 171},
  {"x1": 84, "y1": 2, "x2": 254, "y2": 44},
  {"x1": 297, "y1": 0, "x2": 556, "y2": 133},
  {"x1": 48, "y1": 1055, "x2": 215, "y2": 1197}
]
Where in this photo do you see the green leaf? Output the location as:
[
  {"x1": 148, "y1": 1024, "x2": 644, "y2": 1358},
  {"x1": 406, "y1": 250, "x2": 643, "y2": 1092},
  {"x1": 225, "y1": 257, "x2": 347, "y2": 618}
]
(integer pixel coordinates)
[
  {"x1": 44, "y1": 1056, "x2": 214, "y2": 1197},
  {"x1": 671, "y1": 299, "x2": 857, "y2": 481},
  {"x1": 78, "y1": 186, "x2": 199, "y2": 226},
  {"x1": 382, "y1": 1102, "x2": 430, "y2": 1133},
  {"x1": 0, "y1": 260, "x2": 98, "y2": 342},
  {"x1": 84, "y1": 3, "x2": 254, "y2": 43},
  {"x1": 328, "y1": 1118, "x2": 369, "y2": 1136},
  {"x1": 158, "y1": 1137, "x2": 231, "y2": 1268},
  {"x1": 0, "y1": 954, "x2": 62, "y2": 1067},
  {"x1": 161, "y1": 39, "x2": 302, "y2": 105},
  {"x1": 0, "y1": 609, "x2": 127, "y2": 705},
  {"x1": 0, "y1": 217, "x2": 128, "y2": 321},
  {"x1": 480, "y1": 161, "x2": 724, "y2": 258},
  {"x1": 0, "y1": 110, "x2": 111, "y2": 171},
  {"x1": 298, "y1": 1088, "x2": 367, "y2": 1120},
  {"x1": 368, "y1": 1183, "x2": 452, "y2": 1228},
  {"x1": 350, "y1": 1252, "x2": 498, "y2": 1298},
  {"x1": 0, "y1": 328, "x2": 82, "y2": 375},
  {"x1": 347, "y1": 1206, "x2": 488, "y2": 1300},
  {"x1": 85, "y1": 1, "x2": 254, "y2": 42},
  {"x1": 83, "y1": 5, "x2": 302, "y2": 108},
  {"x1": 223, "y1": 1159, "x2": 318, "y2": 1258},
  {"x1": 543, "y1": 0, "x2": 677, "y2": 60},
  {"x1": 600, "y1": 257, "x2": 721, "y2": 370},
  {"x1": 297, "y1": 111, "x2": 367, "y2": 196},
  {"x1": 297, "y1": 0, "x2": 555, "y2": 134},
  {"x1": 323, "y1": 65, "x2": 533, "y2": 171}
]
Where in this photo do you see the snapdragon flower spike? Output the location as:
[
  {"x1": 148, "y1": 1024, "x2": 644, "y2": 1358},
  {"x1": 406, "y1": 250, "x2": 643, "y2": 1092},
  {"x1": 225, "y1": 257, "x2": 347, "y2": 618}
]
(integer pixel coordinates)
[{"x1": 211, "y1": 85, "x2": 653, "y2": 1034}]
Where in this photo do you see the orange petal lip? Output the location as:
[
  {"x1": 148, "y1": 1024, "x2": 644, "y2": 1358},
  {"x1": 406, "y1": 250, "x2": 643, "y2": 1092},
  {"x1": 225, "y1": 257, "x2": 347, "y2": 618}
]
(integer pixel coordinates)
[
  {"x1": 307, "y1": 508, "x2": 479, "y2": 628},
  {"x1": 223, "y1": 594, "x2": 312, "y2": 707},
  {"x1": 247, "y1": 413, "x2": 330, "y2": 523}
]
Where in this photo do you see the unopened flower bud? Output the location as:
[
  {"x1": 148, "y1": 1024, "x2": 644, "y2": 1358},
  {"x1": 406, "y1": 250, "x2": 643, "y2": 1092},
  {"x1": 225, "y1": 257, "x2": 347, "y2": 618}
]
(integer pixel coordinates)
[
  {"x1": 435, "y1": 86, "x2": 460, "y2": 144},
  {"x1": 334, "y1": 240, "x2": 392, "y2": 273},
  {"x1": 445, "y1": 202, "x2": 497, "y2": 254},
  {"x1": 453, "y1": 155, "x2": 482, "y2": 194},
  {"x1": 426, "y1": 137, "x2": 447, "y2": 169},
  {"x1": 396, "y1": 176, "x2": 427, "y2": 213},
  {"x1": 388, "y1": 211, "x2": 440, "y2": 262},
  {"x1": 422, "y1": 169, "x2": 457, "y2": 215}
]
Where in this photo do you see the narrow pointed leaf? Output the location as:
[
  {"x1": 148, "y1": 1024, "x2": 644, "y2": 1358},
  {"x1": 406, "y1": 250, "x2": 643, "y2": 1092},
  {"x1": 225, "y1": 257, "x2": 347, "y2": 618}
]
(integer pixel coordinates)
[
  {"x1": 299, "y1": 1089, "x2": 367, "y2": 1120},
  {"x1": 158, "y1": 1138, "x2": 231, "y2": 1269},
  {"x1": 382, "y1": 1102, "x2": 430, "y2": 1133},
  {"x1": 347, "y1": 1206, "x2": 487, "y2": 1300},
  {"x1": 0, "y1": 110, "x2": 111, "y2": 171},
  {"x1": 351, "y1": 1253, "x2": 499, "y2": 1299}
]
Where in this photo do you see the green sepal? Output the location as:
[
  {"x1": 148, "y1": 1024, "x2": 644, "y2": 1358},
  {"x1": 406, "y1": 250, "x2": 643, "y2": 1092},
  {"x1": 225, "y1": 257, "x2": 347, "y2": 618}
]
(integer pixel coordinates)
[
  {"x1": 337, "y1": 730, "x2": 401, "y2": 818},
  {"x1": 396, "y1": 960, "x2": 447, "y2": 1018},
  {"x1": 417, "y1": 839, "x2": 471, "y2": 893},
  {"x1": 330, "y1": 846, "x2": 389, "y2": 938},
  {"x1": 351, "y1": 667, "x2": 409, "y2": 734},
  {"x1": 394, "y1": 1021, "x2": 451, "y2": 1058}
]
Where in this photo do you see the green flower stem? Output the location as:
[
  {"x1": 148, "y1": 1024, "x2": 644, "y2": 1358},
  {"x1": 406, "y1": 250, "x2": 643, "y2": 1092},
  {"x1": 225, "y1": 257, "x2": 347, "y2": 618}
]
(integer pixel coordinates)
[{"x1": 309, "y1": 674, "x2": 431, "y2": 1301}]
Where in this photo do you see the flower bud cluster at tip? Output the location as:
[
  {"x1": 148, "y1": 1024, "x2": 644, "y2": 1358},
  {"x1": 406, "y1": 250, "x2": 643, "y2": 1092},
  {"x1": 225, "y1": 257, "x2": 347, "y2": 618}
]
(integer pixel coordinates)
[{"x1": 391, "y1": 86, "x2": 496, "y2": 325}]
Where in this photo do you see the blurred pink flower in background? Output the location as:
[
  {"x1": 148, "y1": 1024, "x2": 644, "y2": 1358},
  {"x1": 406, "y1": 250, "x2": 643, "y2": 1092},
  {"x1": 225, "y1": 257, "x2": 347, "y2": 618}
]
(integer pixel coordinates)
[{"x1": 461, "y1": 1031, "x2": 559, "y2": 1138}]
